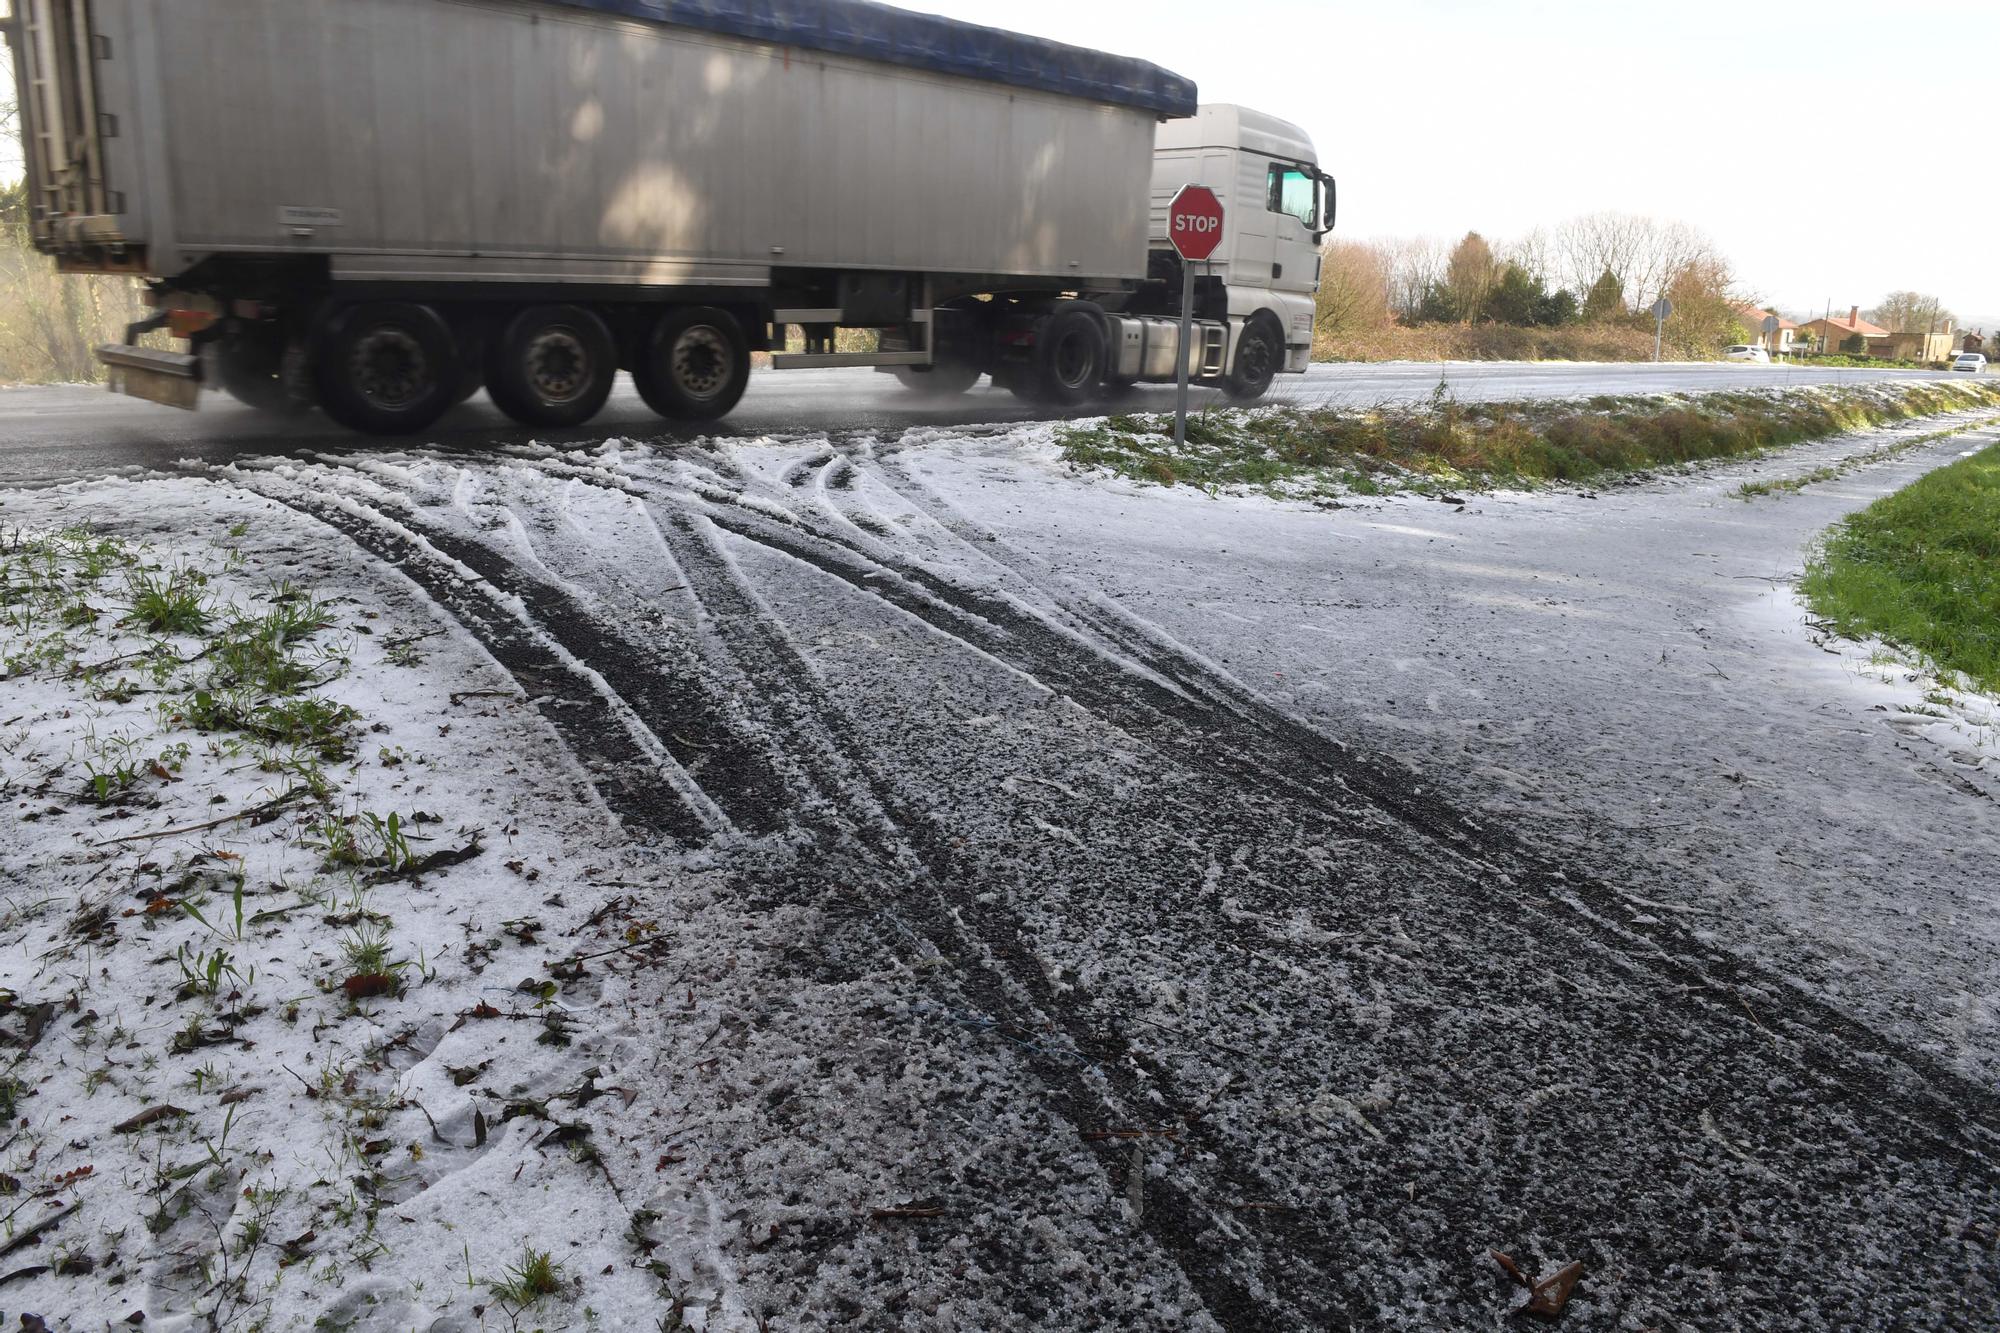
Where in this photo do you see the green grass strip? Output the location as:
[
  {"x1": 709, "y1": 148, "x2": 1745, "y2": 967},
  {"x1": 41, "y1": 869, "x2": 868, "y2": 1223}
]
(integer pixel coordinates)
[{"x1": 1800, "y1": 439, "x2": 2000, "y2": 694}]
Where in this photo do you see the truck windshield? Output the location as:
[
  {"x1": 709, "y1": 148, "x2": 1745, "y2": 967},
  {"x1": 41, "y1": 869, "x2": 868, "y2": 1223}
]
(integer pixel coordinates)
[{"x1": 1267, "y1": 165, "x2": 1318, "y2": 230}]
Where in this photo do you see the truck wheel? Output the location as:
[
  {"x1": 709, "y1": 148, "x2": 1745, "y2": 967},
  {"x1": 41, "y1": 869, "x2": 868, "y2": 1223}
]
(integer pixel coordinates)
[
  {"x1": 891, "y1": 360, "x2": 981, "y2": 398},
  {"x1": 485, "y1": 304, "x2": 617, "y2": 428},
  {"x1": 1224, "y1": 317, "x2": 1283, "y2": 403},
  {"x1": 311, "y1": 303, "x2": 460, "y2": 436},
  {"x1": 1030, "y1": 302, "x2": 1108, "y2": 406},
  {"x1": 212, "y1": 326, "x2": 308, "y2": 416},
  {"x1": 634, "y1": 307, "x2": 749, "y2": 422}
]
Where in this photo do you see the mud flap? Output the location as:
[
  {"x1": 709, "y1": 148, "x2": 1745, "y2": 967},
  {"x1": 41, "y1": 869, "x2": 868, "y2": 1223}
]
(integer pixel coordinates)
[{"x1": 98, "y1": 344, "x2": 202, "y2": 411}]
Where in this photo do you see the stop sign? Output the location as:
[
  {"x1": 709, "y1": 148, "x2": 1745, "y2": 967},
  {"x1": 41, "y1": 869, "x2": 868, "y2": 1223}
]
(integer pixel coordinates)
[{"x1": 1167, "y1": 184, "x2": 1225, "y2": 262}]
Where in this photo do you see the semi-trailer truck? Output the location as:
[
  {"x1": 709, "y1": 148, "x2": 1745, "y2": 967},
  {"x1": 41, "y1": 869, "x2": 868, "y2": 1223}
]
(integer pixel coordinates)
[{"x1": 5, "y1": 0, "x2": 1333, "y2": 435}]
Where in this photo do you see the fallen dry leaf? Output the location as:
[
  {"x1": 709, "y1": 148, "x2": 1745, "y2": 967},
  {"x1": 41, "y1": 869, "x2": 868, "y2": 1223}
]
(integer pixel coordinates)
[
  {"x1": 112, "y1": 1104, "x2": 188, "y2": 1133},
  {"x1": 1525, "y1": 1261, "x2": 1584, "y2": 1319},
  {"x1": 1492, "y1": 1249, "x2": 1584, "y2": 1320},
  {"x1": 1491, "y1": 1249, "x2": 1530, "y2": 1288}
]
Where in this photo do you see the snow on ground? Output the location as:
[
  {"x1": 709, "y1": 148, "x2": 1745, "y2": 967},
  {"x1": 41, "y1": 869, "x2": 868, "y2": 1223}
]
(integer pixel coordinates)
[
  {"x1": 0, "y1": 479, "x2": 1222, "y2": 1331},
  {"x1": 0, "y1": 478, "x2": 666, "y2": 1327},
  {"x1": 900, "y1": 409, "x2": 2000, "y2": 1080},
  {"x1": 4, "y1": 401, "x2": 1999, "y2": 1329}
]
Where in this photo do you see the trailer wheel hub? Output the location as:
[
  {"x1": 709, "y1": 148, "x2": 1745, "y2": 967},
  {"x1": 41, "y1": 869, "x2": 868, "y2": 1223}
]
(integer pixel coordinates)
[
  {"x1": 348, "y1": 328, "x2": 430, "y2": 410},
  {"x1": 1051, "y1": 331, "x2": 1095, "y2": 391},
  {"x1": 671, "y1": 326, "x2": 730, "y2": 400},
  {"x1": 525, "y1": 328, "x2": 589, "y2": 403}
]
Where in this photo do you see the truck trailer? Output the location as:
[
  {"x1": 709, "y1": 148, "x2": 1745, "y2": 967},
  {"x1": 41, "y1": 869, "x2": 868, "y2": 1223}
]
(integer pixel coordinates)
[{"x1": 5, "y1": 0, "x2": 1333, "y2": 434}]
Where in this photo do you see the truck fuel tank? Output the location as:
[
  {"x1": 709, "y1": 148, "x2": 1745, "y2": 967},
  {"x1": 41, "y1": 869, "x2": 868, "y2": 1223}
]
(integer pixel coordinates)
[{"x1": 1106, "y1": 315, "x2": 1230, "y2": 382}]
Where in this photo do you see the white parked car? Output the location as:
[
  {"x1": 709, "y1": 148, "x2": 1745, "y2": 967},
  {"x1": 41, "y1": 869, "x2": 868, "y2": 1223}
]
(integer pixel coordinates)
[
  {"x1": 1725, "y1": 345, "x2": 1771, "y2": 363},
  {"x1": 1952, "y1": 352, "x2": 1987, "y2": 374}
]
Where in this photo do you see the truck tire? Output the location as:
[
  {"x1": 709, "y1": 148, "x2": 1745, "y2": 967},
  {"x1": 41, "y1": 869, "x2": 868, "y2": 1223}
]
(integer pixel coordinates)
[
  {"x1": 634, "y1": 307, "x2": 750, "y2": 422},
  {"x1": 1029, "y1": 301, "x2": 1108, "y2": 406},
  {"x1": 891, "y1": 360, "x2": 981, "y2": 397},
  {"x1": 211, "y1": 327, "x2": 308, "y2": 416},
  {"x1": 485, "y1": 304, "x2": 617, "y2": 428},
  {"x1": 311, "y1": 302, "x2": 461, "y2": 436},
  {"x1": 1224, "y1": 315, "x2": 1283, "y2": 403}
]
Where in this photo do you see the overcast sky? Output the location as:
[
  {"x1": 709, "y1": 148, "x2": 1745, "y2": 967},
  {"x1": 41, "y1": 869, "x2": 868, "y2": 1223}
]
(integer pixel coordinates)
[
  {"x1": 6, "y1": 1, "x2": 1993, "y2": 324},
  {"x1": 913, "y1": 0, "x2": 2000, "y2": 325}
]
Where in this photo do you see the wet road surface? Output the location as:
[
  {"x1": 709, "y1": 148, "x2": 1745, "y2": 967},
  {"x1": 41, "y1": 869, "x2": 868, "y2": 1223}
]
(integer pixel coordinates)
[{"x1": 0, "y1": 359, "x2": 1956, "y2": 485}]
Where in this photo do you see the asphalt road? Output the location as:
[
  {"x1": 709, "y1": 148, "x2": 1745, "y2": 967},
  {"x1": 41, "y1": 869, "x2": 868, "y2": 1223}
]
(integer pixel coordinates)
[{"x1": 0, "y1": 359, "x2": 1958, "y2": 485}]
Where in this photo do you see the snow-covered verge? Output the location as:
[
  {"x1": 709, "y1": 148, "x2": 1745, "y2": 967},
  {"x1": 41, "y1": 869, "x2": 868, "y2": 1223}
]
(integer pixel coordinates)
[
  {"x1": 0, "y1": 480, "x2": 735, "y2": 1330},
  {"x1": 1054, "y1": 377, "x2": 2000, "y2": 505}
]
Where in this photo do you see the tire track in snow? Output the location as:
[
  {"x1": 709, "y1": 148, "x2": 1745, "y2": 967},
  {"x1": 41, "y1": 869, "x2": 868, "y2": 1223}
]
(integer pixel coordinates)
[
  {"x1": 175, "y1": 445, "x2": 2000, "y2": 1326},
  {"x1": 620, "y1": 492, "x2": 1365, "y2": 1328},
  {"x1": 470, "y1": 448, "x2": 1358, "y2": 1323},
  {"x1": 664, "y1": 467, "x2": 2000, "y2": 1326},
  {"x1": 798, "y1": 447, "x2": 2000, "y2": 1166},
  {"x1": 536, "y1": 450, "x2": 2000, "y2": 1320},
  {"x1": 476, "y1": 441, "x2": 2000, "y2": 1322},
  {"x1": 202, "y1": 452, "x2": 1337, "y2": 1322},
  {"x1": 190, "y1": 460, "x2": 751, "y2": 845}
]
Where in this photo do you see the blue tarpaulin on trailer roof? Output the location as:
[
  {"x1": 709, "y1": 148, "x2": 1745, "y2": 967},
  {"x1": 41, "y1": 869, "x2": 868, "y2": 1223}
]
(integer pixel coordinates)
[{"x1": 541, "y1": 0, "x2": 1199, "y2": 117}]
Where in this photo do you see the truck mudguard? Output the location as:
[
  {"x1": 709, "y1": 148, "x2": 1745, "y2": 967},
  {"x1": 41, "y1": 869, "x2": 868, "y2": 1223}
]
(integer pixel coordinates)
[{"x1": 549, "y1": 0, "x2": 1199, "y2": 117}]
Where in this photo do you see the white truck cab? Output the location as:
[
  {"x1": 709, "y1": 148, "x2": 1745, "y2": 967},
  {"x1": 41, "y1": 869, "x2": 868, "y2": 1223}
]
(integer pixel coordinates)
[{"x1": 1153, "y1": 105, "x2": 1333, "y2": 376}]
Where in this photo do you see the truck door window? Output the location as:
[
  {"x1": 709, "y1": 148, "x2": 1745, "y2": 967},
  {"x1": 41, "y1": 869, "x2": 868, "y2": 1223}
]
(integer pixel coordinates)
[{"x1": 1267, "y1": 165, "x2": 1318, "y2": 230}]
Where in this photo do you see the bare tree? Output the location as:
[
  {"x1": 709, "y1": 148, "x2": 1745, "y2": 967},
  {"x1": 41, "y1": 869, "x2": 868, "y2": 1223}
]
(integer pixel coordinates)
[
  {"x1": 1552, "y1": 212, "x2": 1724, "y2": 316},
  {"x1": 1555, "y1": 212, "x2": 1643, "y2": 311},
  {"x1": 1500, "y1": 227, "x2": 1555, "y2": 288},
  {"x1": 1385, "y1": 235, "x2": 1448, "y2": 323},
  {"x1": 1867, "y1": 291, "x2": 1955, "y2": 334},
  {"x1": 1628, "y1": 221, "x2": 1708, "y2": 314}
]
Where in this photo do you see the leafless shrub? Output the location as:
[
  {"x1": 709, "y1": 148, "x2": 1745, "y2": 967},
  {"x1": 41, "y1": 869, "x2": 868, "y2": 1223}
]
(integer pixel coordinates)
[{"x1": 1315, "y1": 240, "x2": 1394, "y2": 335}]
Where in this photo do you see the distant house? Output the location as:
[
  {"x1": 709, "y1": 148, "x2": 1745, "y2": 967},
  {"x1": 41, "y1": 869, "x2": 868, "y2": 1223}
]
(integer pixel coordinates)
[
  {"x1": 1799, "y1": 306, "x2": 1890, "y2": 355},
  {"x1": 1867, "y1": 329, "x2": 1957, "y2": 363},
  {"x1": 1734, "y1": 303, "x2": 1798, "y2": 354},
  {"x1": 1964, "y1": 331, "x2": 1988, "y2": 355}
]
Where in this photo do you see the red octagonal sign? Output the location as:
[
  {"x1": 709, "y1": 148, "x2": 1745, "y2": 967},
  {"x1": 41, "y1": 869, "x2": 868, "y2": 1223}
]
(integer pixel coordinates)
[{"x1": 1167, "y1": 184, "x2": 1225, "y2": 262}]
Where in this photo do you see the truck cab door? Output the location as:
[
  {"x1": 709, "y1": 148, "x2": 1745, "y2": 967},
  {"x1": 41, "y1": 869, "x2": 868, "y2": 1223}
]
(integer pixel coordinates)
[{"x1": 1263, "y1": 162, "x2": 1322, "y2": 298}]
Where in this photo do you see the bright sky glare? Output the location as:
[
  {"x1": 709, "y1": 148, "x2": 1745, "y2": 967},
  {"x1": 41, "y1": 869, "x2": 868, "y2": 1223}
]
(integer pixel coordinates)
[
  {"x1": 910, "y1": 0, "x2": 2000, "y2": 325},
  {"x1": 5, "y1": 1, "x2": 1993, "y2": 323}
]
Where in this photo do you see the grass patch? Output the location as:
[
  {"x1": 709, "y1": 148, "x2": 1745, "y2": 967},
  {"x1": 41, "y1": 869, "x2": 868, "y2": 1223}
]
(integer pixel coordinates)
[
  {"x1": 2, "y1": 523, "x2": 360, "y2": 804},
  {"x1": 1800, "y1": 439, "x2": 2000, "y2": 694},
  {"x1": 1735, "y1": 414, "x2": 2000, "y2": 501},
  {"x1": 1055, "y1": 381, "x2": 2000, "y2": 499},
  {"x1": 489, "y1": 1247, "x2": 567, "y2": 1306},
  {"x1": 122, "y1": 564, "x2": 213, "y2": 636}
]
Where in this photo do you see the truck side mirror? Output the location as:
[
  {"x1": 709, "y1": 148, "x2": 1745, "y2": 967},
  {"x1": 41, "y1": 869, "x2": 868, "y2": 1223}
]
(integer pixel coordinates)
[{"x1": 1317, "y1": 175, "x2": 1337, "y2": 238}]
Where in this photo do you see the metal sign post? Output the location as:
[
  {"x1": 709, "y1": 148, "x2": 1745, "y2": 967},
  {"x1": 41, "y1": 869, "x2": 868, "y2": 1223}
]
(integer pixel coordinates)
[
  {"x1": 1763, "y1": 313, "x2": 1782, "y2": 362},
  {"x1": 1176, "y1": 261, "x2": 1196, "y2": 443},
  {"x1": 1651, "y1": 296, "x2": 1674, "y2": 363},
  {"x1": 1166, "y1": 184, "x2": 1225, "y2": 447}
]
